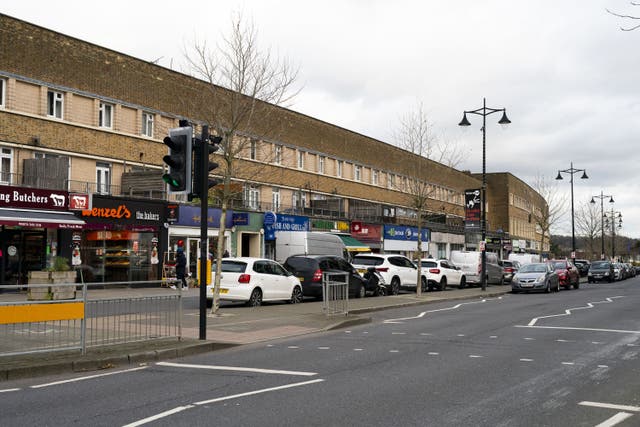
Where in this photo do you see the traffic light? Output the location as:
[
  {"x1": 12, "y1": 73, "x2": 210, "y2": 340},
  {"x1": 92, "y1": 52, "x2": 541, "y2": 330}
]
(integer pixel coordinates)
[
  {"x1": 192, "y1": 134, "x2": 221, "y2": 199},
  {"x1": 162, "y1": 126, "x2": 192, "y2": 194}
]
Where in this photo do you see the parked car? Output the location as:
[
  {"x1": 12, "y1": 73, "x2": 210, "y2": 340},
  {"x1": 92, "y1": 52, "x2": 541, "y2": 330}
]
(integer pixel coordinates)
[
  {"x1": 499, "y1": 259, "x2": 521, "y2": 284},
  {"x1": 450, "y1": 250, "x2": 503, "y2": 287},
  {"x1": 573, "y1": 259, "x2": 591, "y2": 277},
  {"x1": 613, "y1": 262, "x2": 624, "y2": 281},
  {"x1": 351, "y1": 253, "x2": 426, "y2": 294},
  {"x1": 626, "y1": 263, "x2": 637, "y2": 278},
  {"x1": 420, "y1": 258, "x2": 466, "y2": 291},
  {"x1": 206, "y1": 257, "x2": 303, "y2": 307},
  {"x1": 283, "y1": 255, "x2": 370, "y2": 299},
  {"x1": 587, "y1": 260, "x2": 614, "y2": 283},
  {"x1": 511, "y1": 262, "x2": 560, "y2": 293},
  {"x1": 508, "y1": 253, "x2": 541, "y2": 266},
  {"x1": 549, "y1": 259, "x2": 580, "y2": 289}
]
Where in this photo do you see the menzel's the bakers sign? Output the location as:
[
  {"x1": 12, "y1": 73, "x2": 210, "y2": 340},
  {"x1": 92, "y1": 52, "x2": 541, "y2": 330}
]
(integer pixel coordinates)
[
  {"x1": 79, "y1": 196, "x2": 164, "y2": 230},
  {"x1": 0, "y1": 185, "x2": 69, "y2": 210}
]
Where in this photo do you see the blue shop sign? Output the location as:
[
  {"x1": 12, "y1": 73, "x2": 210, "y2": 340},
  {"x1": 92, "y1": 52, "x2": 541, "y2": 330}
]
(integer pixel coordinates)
[
  {"x1": 383, "y1": 224, "x2": 430, "y2": 242},
  {"x1": 176, "y1": 205, "x2": 234, "y2": 228},
  {"x1": 264, "y1": 213, "x2": 309, "y2": 241},
  {"x1": 232, "y1": 213, "x2": 249, "y2": 226}
]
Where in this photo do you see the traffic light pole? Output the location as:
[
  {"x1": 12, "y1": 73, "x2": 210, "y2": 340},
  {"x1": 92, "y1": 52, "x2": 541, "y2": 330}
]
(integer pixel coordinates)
[{"x1": 199, "y1": 125, "x2": 209, "y2": 340}]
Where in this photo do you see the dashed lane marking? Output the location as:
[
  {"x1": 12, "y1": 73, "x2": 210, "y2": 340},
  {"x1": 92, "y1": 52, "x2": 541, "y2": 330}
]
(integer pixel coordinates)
[
  {"x1": 384, "y1": 297, "x2": 504, "y2": 324},
  {"x1": 0, "y1": 388, "x2": 20, "y2": 393},
  {"x1": 428, "y1": 352, "x2": 439, "y2": 355},
  {"x1": 156, "y1": 362, "x2": 317, "y2": 377},
  {"x1": 469, "y1": 355, "x2": 483, "y2": 358},
  {"x1": 520, "y1": 358, "x2": 534, "y2": 362}
]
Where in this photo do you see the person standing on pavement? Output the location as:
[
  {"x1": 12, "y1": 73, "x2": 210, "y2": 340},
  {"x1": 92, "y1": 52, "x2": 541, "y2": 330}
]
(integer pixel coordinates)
[{"x1": 173, "y1": 247, "x2": 188, "y2": 290}]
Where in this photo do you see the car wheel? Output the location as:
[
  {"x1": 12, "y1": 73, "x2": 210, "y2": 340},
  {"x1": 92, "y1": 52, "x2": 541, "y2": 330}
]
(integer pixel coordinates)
[
  {"x1": 390, "y1": 277, "x2": 400, "y2": 295},
  {"x1": 355, "y1": 283, "x2": 365, "y2": 299},
  {"x1": 439, "y1": 277, "x2": 447, "y2": 291},
  {"x1": 289, "y1": 286, "x2": 303, "y2": 304},
  {"x1": 512, "y1": 288, "x2": 519, "y2": 294},
  {"x1": 573, "y1": 281, "x2": 580, "y2": 290},
  {"x1": 458, "y1": 276, "x2": 466, "y2": 289},
  {"x1": 377, "y1": 286, "x2": 387, "y2": 296},
  {"x1": 421, "y1": 277, "x2": 428, "y2": 293},
  {"x1": 246, "y1": 288, "x2": 263, "y2": 307}
]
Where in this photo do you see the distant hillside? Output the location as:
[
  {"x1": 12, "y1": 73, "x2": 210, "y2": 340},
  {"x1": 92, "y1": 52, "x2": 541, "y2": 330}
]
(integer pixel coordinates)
[{"x1": 551, "y1": 234, "x2": 640, "y2": 261}]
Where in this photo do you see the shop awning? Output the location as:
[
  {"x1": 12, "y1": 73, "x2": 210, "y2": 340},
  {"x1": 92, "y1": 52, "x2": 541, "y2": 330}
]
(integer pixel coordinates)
[
  {"x1": 336, "y1": 234, "x2": 371, "y2": 252},
  {"x1": 0, "y1": 208, "x2": 85, "y2": 229}
]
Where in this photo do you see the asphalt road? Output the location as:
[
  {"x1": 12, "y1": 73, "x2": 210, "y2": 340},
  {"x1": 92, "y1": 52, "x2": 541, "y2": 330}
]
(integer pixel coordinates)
[{"x1": 2, "y1": 278, "x2": 639, "y2": 427}]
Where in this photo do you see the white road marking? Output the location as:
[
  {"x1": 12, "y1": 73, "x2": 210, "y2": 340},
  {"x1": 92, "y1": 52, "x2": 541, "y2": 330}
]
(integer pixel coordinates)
[
  {"x1": 594, "y1": 412, "x2": 634, "y2": 427},
  {"x1": 420, "y1": 333, "x2": 432, "y2": 336},
  {"x1": 562, "y1": 362, "x2": 575, "y2": 366},
  {"x1": 526, "y1": 296, "x2": 625, "y2": 326},
  {"x1": 428, "y1": 352, "x2": 439, "y2": 355},
  {"x1": 517, "y1": 325, "x2": 640, "y2": 334},
  {"x1": 490, "y1": 336, "x2": 498, "y2": 339},
  {"x1": 457, "y1": 334, "x2": 466, "y2": 337},
  {"x1": 0, "y1": 388, "x2": 20, "y2": 393},
  {"x1": 353, "y1": 348, "x2": 363, "y2": 351},
  {"x1": 524, "y1": 337, "x2": 535, "y2": 341},
  {"x1": 156, "y1": 362, "x2": 317, "y2": 377},
  {"x1": 392, "y1": 332, "x2": 406, "y2": 335},
  {"x1": 30, "y1": 366, "x2": 148, "y2": 389},
  {"x1": 317, "y1": 347, "x2": 330, "y2": 350},
  {"x1": 592, "y1": 342, "x2": 603, "y2": 344},
  {"x1": 556, "y1": 339, "x2": 572, "y2": 342},
  {"x1": 598, "y1": 365, "x2": 609, "y2": 368},
  {"x1": 469, "y1": 355, "x2": 483, "y2": 358},
  {"x1": 520, "y1": 358, "x2": 534, "y2": 362},
  {"x1": 345, "y1": 331, "x2": 352, "y2": 334},
  {"x1": 579, "y1": 401, "x2": 640, "y2": 412},
  {"x1": 287, "y1": 346, "x2": 299, "y2": 349},
  {"x1": 124, "y1": 379, "x2": 324, "y2": 427},
  {"x1": 384, "y1": 297, "x2": 503, "y2": 323},
  {"x1": 390, "y1": 350, "x2": 399, "y2": 353}
]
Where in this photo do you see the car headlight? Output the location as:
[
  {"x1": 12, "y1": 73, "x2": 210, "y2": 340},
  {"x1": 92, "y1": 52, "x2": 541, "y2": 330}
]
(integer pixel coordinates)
[{"x1": 534, "y1": 275, "x2": 545, "y2": 283}]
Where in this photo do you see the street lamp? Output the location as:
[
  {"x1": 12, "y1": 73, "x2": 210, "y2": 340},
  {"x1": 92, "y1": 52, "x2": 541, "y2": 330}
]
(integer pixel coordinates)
[
  {"x1": 604, "y1": 209, "x2": 622, "y2": 261},
  {"x1": 555, "y1": 162, "x2": 588, "y2": 264},
  {"x1": 590, "y1": 191, "x2": 614, "y2": 260},
  {"x1": 459, "y1": 98, "x2": 511, "y2": 291}
]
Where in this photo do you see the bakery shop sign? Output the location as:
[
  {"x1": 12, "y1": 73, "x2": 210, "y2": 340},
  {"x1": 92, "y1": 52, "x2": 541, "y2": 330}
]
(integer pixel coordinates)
[
  {"x1": 0, "y1": 185, "x2": 68, "y2": 210},
  {"x1": 80, "y1": 198, "x2": 162, "y2": 224}
]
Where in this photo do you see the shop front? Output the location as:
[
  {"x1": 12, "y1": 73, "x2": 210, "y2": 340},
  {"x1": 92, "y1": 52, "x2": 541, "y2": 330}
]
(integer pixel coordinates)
[
  {"x1": 231, "y1": 212, "x2": 263, "y2": 258},
  {"x1": 167, "y1": 205, "x2": 234, "y2": 280},
  {"x1": 75, "y1": 195, "x2": 167, "y2": 284},
  {"x1": 383, "y1": 224, "x2": 430, "y2": 258},
  {"x1": 350, "y1": 222, "x2": 382, "y2": 253},
  {"x1": 0, "y1": 185, "x2": 83, "y2": 286}
]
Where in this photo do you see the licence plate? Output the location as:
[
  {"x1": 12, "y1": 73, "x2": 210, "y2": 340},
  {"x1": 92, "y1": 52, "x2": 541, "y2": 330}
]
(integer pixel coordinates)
[
  {"x1": 520, "y1": 283, "x2": 533, "y2": 288},
  {"x1": 298, "y1": 277, "x2": 304, "y2": 282},
  {"x1": 220, "y1": 288, "x2": 228, "y2": 294},
  {"x1": 357, "y1": 269, "x2": 366, "y2": 274}
]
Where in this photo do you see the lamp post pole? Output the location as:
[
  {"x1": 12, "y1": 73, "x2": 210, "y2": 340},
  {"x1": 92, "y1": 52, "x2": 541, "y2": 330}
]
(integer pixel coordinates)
[
  {"x1": 604, "y1": 207, "x2": 622, "y2": 262},
  {"x1": 459, "y1": 98, "x2": 511, "y2": 291},
  {"x1": 590, "y1": 191, "x2": 613, "y2": 260},
  {"x1": 556, "y1": 162, "x2": 588, "y2": 265}
]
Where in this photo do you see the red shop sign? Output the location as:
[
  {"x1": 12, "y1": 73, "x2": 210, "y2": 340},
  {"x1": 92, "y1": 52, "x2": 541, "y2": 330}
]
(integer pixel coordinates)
[{"x1": 0, "y1": 185, "x2": 69, "y2": 210}]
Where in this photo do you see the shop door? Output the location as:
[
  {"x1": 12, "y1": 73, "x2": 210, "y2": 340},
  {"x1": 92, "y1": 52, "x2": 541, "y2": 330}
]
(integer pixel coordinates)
[{"x1": 1, "y1": 229, "x2": 46, "y2": 285}]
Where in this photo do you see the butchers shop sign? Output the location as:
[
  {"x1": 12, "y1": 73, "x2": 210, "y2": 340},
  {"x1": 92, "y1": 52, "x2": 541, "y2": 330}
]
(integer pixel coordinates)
[{"x1": 0, "y1": 185, "x2": 68, "y2": 210}]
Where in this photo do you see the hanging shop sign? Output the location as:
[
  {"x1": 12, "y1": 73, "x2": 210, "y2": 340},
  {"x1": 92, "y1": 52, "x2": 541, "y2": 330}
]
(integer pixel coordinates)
[
  {"x1": 0, "y1": 184, "x2": 69, "y2": 210},
  {"x1": 69, "y1": 193, "x2": 91, "y2": 211}
]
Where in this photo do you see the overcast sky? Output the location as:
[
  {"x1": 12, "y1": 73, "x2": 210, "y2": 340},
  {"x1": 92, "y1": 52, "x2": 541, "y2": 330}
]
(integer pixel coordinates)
[{"x1": 4, "y1": 1, "x2": 640, "y2": 238}]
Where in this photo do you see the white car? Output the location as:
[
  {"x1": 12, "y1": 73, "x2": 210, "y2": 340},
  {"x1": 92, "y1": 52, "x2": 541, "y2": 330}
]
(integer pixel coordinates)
[
  {"x1": 420, "y1": 258, "x2": 466, "y2": 291},
  {"x1": 206, "y1": 257, "x2": 303, "y2": 307},
  {"x1": 352, "y1": 254, "x2": 426, "y2": 295}
]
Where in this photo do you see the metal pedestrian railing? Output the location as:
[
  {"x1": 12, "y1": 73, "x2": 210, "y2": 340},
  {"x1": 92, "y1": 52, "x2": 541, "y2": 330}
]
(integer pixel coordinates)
[
  {"x1": 0, "y1": 283, "x2": 182, "y2": 357},
  {"x1": 322, "y1": 272, "x2": 349, "y2": 316}
]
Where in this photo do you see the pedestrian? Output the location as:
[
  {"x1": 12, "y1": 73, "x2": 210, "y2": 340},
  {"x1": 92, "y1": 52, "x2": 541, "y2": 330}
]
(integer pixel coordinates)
[
  {"x1": 172, "y1": 247, "x2": 188, "y2": 290},
  {"x1": 223, "y1": 249, "x2": 229, "y2": 258}
]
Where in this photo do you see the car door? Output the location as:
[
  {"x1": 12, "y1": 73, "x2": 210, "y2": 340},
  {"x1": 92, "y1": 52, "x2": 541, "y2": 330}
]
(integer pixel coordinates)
[
  {"x1": 268, "y1": 261, "x2": 290, "y2": 299},
  {"x1": 440, "y1": 260, "x2": 461, "y2": 285},
  {"x1": 396, "y1": 256, "x2": 418, "y2": 287},
  {"x1": 251, "y1": 260, "x2": 271, "y2": 298}
]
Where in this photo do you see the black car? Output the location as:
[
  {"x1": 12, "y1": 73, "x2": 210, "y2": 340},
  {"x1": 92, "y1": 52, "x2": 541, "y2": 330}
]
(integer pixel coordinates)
[
  {"x1": 587, "y1": 260, "x2": 614, "y2": 283},
  {"x1": 573, "y1": 259, "x2": 591, "y2": 277},
  {"x1": 283, "y1": 255, "x2": 371, "y2": 299}
]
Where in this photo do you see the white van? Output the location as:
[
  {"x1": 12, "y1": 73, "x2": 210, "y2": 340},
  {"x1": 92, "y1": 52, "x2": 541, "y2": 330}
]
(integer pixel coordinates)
[
  {"x1": 450, "y1": 250, "x2": 503, "y2": 287},
  {"x1": 507, "y1": 253, "x2": 541, "y2": 265},
  {"x1": 275, "y1": 231, "x2": 348, "y2": 263}
]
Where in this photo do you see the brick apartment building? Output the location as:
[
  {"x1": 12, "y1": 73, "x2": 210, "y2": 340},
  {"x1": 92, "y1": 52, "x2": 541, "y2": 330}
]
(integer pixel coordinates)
[{"x1": 0, "y1": 14, "x2": 547, "y2": 285}]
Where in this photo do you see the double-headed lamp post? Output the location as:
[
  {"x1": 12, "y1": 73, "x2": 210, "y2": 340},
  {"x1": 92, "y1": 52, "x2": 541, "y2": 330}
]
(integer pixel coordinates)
[
  {"x1": 604, "y1": 209, "x2": 622, "y2": 261},
  {"x1": 459, "y1": 98, "x2": 511, "y2": 291},
  {"x1": 555, "y1": 162, "x2": 588, "y2": 264},
  {"x1": 590, "y1": 191, "x2": 614, "y2": 260}
]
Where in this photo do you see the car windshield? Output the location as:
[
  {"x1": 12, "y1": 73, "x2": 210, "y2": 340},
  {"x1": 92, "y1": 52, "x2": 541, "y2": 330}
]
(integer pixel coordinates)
[
  {"x1": 353, "y1": 256, "x2": 384, "y2": 266},
  {"x1": 519, "y1": 264, "x2": 547, "y2": 273},
  {"x1": 213, "y1": 261, "x2": 247, "y2": 273},
  {"x1": 284, "y1": 257, "x2": 317, "y2": 270},
  {"x1": 552, "y1": 262, "x2": 567, "y2": 269},
  {"x1": 591, "y1": 261, "x2": 610, "y2": 268}
]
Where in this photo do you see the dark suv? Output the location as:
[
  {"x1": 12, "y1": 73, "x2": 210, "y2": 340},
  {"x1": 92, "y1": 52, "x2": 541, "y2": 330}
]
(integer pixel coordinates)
[
  {"x1": 283, "y1": 255, "x2": 370, "y2": 299},
  {"x1": 588, "y1": 260, "x2": 614, "y2": 283}
]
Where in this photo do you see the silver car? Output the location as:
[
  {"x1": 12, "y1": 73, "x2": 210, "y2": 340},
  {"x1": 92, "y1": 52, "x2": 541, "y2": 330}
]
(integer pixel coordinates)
[{"x1": 511, "y1": 263, "x2": 560, "y2": 293}]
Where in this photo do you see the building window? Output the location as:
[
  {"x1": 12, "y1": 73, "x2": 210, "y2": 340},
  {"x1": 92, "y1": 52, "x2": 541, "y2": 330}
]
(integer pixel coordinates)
[
  {"x1": 372, "y1": 170, "x2": 378, "y2": 185},
  {"x1": 292, "y1": 190, "x2": 307, "y2": 210},
  {"x1": 274, "y1": 145, "x2": 282, "y2": 165},
  {"x1": 96, "y1": 162, "x2": 111, "y2": 194},
  {"x1": 297, "y1": 151, "x2": 305, "y2": 169},
  {"x1": 318, "y1": 156, "x2": 325, "y2": 174},
  {"x1": 250, "y1": 140, "x2": 257, "y2": 160},
  {"x1": 0, "y1": 148, "x2": 12, "y2": 184},
  {"x1": 337, "y1": 160, "x2": 343, "y2": 178},
  {"x1": 272, "y1": 188, "x2": 281, "y2": 212},
  {"x1": 141, "y1": 112, "x2": 154, "y2": 137},
  {"x1": 244, "y1": 184, "x2": 260, "y2": 209},
  {"x1": 437, "y1": 243, "x2": 447, "y2": 259},
  {"x1": 99, "y1": 102, "x2": 113, "y2": 128},
  {"x1": 354, "y1": 165, "x2": 362, "y2": 182},
  {"x1": 388, "y1": 174, "x2": 396, "y2": 189},
  {"x1": 47, "y1": 90, "x2": 64, "y2": 119},
  {"x1": 0, "y1": 78, "x2": 5, "y2": 108}
]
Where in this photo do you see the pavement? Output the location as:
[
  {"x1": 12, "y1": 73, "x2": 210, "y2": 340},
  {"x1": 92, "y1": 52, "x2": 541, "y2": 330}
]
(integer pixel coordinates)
[{"x1": 0, "y1": 284, "x2": 512, "y2": 381}]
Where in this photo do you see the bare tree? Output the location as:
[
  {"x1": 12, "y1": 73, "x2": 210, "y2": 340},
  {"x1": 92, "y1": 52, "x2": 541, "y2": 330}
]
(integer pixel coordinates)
[
  {"x1": 184, "y1": 13, "x2": 300, "y2": 314},
  {"x1": 393, "y1": 103, "x2": 466, "y2": 296},
  {"x1": 575, "y1": 201, "x2": 600, "y2": 259},
  {"x1": 607, "y1": 2, "x2": 640, "y2": 31},
  {"x1": 531, "y1": 173, "x2": 567, "y2": 255}
]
